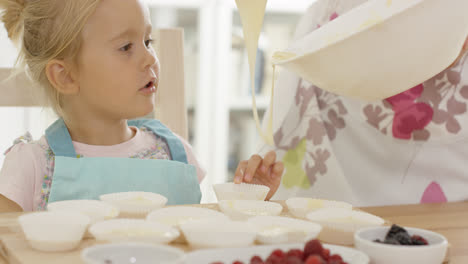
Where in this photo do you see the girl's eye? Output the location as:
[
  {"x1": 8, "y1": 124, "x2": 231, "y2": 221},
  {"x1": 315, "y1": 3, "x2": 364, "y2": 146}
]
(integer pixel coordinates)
[
  {"x1": 120, "y1": 43, "x2": 132, "y2": 52},
  {"x1": 145, "y1": 39, "x2": 153, "y2": 48}
]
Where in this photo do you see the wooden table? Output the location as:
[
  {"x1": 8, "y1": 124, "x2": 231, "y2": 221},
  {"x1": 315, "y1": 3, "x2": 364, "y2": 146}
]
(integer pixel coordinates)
[{"x1": 0, "y1": 201, "x2": 466, "y2": 264}]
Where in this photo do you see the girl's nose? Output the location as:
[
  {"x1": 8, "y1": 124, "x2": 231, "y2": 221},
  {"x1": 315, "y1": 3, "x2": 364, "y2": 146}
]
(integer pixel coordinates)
[{"x1": 142, "y1": 47, "x2": 157, "y2": 71}]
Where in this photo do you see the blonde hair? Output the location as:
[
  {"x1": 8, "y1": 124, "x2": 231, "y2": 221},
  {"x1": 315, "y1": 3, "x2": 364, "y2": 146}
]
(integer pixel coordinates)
[{"x1": 0, "y1": 0, "x2": 100, "y2": 116}]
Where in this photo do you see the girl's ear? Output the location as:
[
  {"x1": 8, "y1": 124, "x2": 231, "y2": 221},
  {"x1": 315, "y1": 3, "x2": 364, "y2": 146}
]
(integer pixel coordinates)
[{"x1": 45, "y1": 59, "x2": 80, "y2": 95}]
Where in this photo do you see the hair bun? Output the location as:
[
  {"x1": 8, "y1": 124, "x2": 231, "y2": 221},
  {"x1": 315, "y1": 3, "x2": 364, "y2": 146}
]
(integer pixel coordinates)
[{"x1": 0, "y1": 0, "x2": 26, "y2": 43}]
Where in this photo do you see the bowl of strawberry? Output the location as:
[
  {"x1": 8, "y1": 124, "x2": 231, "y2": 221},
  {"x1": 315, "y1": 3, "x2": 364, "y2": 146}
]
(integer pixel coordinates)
[
  {"x1": 354, "y1": 224, "x2": 448, "y2": 264},
  {"x1": 209, "y1": 239, "x2": 368, "y2": 264}
]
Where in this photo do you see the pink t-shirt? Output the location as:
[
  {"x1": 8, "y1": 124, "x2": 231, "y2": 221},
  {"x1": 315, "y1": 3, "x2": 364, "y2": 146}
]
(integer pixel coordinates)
[{"x1": 0, "y1": 126, "x2": 205, "y2": 211}]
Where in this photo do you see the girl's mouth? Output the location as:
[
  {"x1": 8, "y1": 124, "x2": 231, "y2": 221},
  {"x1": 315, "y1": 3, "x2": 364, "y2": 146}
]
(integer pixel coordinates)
[{"x1": 139, "y1": 81, "x2": 156, "y2": 95}]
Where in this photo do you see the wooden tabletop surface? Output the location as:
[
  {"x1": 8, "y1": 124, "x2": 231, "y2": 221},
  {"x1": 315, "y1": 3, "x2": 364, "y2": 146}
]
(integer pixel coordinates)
[{"x1": 0, "y1": 201, "x2": 466, "y2": 264}]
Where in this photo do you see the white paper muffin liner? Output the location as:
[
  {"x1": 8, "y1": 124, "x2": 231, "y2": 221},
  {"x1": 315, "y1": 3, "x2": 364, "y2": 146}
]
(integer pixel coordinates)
[
  {"x1": 146, "y1": 206, "x2": 229, "y2": 243},
  {"x1": 47, "y1": 200, "x2": 119, "y2": 224},
  {"x1": 89, "y1": 219, "x2": 179, "y2": 244},
  {"x1": 218, "y1": 200, "x2": 283, "y2": 220},
  {"x1": 248, "y1": 215, "x2": 322, "y2": 244},
  {"x1": 213, "y1": 183, "x2": 270, "y2": 201},
  {"x1": 286, "y1": 197, "x2": 353, "y2": 219},
  {"x1": 306, "y1": 208, "x2": 385, "y2": 246},
  {"x1": 19, "y1": 212, "x2": 90, "y2": 252},
  {"x1": 99, "y1": 192, "x2": 168, "y2": 218},
  {"x1": 180, "y1": 219, "x2": 256, "y2": 249}
]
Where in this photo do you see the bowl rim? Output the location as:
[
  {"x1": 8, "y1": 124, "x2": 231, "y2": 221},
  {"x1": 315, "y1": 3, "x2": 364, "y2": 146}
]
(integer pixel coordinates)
[
  {"x1": 218, "y1": 199, "x2": 283, "y2": 207},
  {"x1": 180, "y1": 219, "x2": 257, "y2": 234},
  {"x1": 89, "y1": 218, "x2": 179, "y2": 236},
  {"x1": 274, "y1": 0, "x2": 427, "y2": 65},
  {"x1": 46, "y1": 200, "x2": 119, "y2": 215},
  {"x1": 306, "y1": 208, "x2": 385, "y2": 224},
  {"x1": 218, "y1": 200, "x2": 284, "y2": 217},
  {"x1": 146, "y1": 206, "x2": 228, "y2": 223},
  {"x1": 81, "y1": 242, "x2": 186, "y2": 264},
  {"x1": 213, "y1": 182, "x2": 270, "y2": 190},
  {"x1": 47, "y1": 199, "x2": 116, "y2": 208},
  {"x1": 354, "y1": 225, "x2": 449, "y2": 250},
  {"x1": 248, "y1": 215, "x2": 323, "y2": 229},
  {"x1": 285, "y1": 197, "x2": 353, "y2": 207},
  {"x1": 99, "y1": 191, "x2": 168, "y2": 203},
  {"x1": 19, "y1": 211, "x2": 91, "y2": 224}
]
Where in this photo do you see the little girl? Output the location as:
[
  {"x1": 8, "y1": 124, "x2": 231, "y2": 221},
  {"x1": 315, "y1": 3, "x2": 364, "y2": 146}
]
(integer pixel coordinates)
[{"x1": 0, "y1": 0, "x2": 284, "y2": 212}]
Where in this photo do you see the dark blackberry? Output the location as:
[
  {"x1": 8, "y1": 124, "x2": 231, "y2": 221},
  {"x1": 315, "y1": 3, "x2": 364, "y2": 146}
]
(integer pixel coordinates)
[
  {"x1": 382, "y1": 237, "x2": 400, "y2": 245},
  {"x1": 385, "y1": 224, "x2": 408, "y2": 240},
  {"x1": 394, "y1": 232, "x2": 413, "y2": 245}
]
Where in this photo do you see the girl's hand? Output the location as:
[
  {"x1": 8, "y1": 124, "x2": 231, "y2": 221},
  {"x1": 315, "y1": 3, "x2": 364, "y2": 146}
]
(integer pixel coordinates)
[{"x1": 233, "y1": 151, "x2": 284, "y2": 200}]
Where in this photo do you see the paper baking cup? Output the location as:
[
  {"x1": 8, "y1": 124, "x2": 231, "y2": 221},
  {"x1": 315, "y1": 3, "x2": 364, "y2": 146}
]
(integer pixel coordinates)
[
  {"x1": 286, "y1": 197, "x2": 353, "y2": 219},
  {"x1": 99, "y1": 192, "x2": 167, "y2": 218},
  {"x1": 180, "y1": 219, "x2": 256, "y2": 249},
  {"x1": 47, "y1": 200, "x2": 119, "y2": 224},
  {"x1": 19, "y1": 212, "x2": 90, "y2": 252},
  {"x1": 306, "y1": 208, "x2": 385, "y2": 246},
  {"x1": 146, "y1": 206, "x2": 229, "y2": 243},
  {"x1": 248, "y1": 215, "x2": 322, "y2": 245},
  {"x1": 213, "y1": 183, "x2": 270, "y2": 201},
  {"x1": 89, "y1": 219, "x2": 179, "y2": 244},
  {"x1": 218, "y1": 200, "x2": 283, "y2": 220}
]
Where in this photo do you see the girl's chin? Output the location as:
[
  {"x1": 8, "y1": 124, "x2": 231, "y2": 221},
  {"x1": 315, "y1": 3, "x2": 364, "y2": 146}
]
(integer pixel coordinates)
[{"x1": 126, "y1": 106, "x2": 155, "y2": 120}]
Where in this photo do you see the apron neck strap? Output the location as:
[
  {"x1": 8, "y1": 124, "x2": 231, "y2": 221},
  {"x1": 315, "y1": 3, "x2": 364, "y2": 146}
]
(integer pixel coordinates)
[
  {"x1": 128, "y1": 119, "x2": 188, "y2": 164},
  {"x1": 45, "y1": 118, "x2": 188, "y2": 163},
  {"x1": 45, "y1": 118, "x2": 77, "y2": 158}
]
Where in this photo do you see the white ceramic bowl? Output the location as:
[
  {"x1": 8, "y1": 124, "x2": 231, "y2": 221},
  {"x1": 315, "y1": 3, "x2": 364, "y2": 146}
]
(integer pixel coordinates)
[
  {"x1": 286, "y1": 197, "x2": 353, "y2": 219},
  {"x1": 180, "y1": 219, "x2": 257, "y2": 249},
  {"x1": 248, "y1": 216, "x2": 322, "y2": 244},
  {"x1": 355, "y1": 226, "x2": 448, "y2": 264},
  {"x1": 273, "y1": 0, "x2": 468, "y2": 101},
  {"x1": 47, "y1": 200, "x2": 119, "y2": 224},
  {"x1": 186, "y1": 243, "x2": 370, "y2": 264},
  {"x1": 218, "y1": 200, "x2": 283, "y2": 220},
  {"x1": 82, "y1": 242, "x2": 185, "y2": 264},
  {"x1": 99, "y1": 192, "x2": 167, "y2": 218},
  {"x1": 146, "y1": 206, "x2": 229, "y2": 243},
  {"x1": 213, "y1": 183, "x2": 270, "y2": 201},
  {"x1": 18, "y1": 212, "x2": 90, "y2": 252},
  {"x1": 306, "y1": 208, "x2": 385, "y2": 245},
  {"x1": 89, "y1": 219, "x2": 179, "y2": 244}
]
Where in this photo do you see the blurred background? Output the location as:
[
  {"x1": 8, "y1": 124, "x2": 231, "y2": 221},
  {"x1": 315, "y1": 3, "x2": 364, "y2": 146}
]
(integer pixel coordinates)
[{"x1": 0, "y1": 0, "x2": 313, "y2": 202}]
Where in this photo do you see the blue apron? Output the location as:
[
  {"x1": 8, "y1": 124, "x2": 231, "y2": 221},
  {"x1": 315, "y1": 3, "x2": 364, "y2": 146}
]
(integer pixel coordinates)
[{"x1": 45, "y1": 119, "x2": 201, "y2": 206}]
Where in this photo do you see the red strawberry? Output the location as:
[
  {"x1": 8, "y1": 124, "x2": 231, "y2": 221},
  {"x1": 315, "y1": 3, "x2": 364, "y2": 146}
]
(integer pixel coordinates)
[
  {"x1": 272, "y1": 249, "x2": 285, "y2": 259},
  {"x1": 250, "y1": 255, "x2": 264, "y2": 264},
  {"x1": 286, "y1": 249, "x2": 304, "y2": 260},
  {"x1": 266, "y1": 254, "x2": 282, "y2": 264},
  {"x1": 281, "y1": 256, "x2": 302, "y2": 264},
  {"x1": 304, "y1": 255, "x2": 325, "y2": 264},
  {"x1": 304, "y1": 240, "x2": 324, "y2": 259},
  {"x1": 321, "y1": 248, "x2": 330, "y2": 260}
]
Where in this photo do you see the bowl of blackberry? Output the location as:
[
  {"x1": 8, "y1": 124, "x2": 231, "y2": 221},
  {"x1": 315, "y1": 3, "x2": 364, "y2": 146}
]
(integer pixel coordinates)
[{"x1": 354, "y1": 224, "x2": 448, "y2": 264}]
